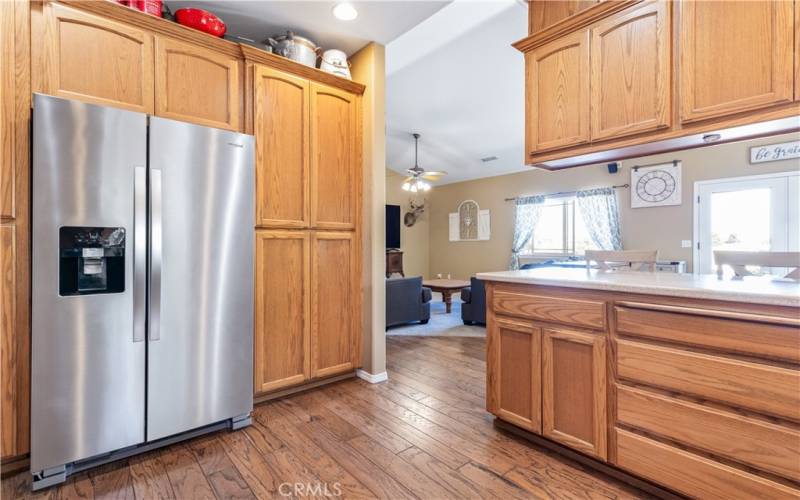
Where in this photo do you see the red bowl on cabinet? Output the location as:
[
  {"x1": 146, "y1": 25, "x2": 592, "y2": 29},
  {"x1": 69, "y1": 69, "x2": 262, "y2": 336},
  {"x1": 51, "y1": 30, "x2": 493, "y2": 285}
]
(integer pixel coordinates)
[{"x1": 174, "y1": 8, "x2": 226, "y2": 37}]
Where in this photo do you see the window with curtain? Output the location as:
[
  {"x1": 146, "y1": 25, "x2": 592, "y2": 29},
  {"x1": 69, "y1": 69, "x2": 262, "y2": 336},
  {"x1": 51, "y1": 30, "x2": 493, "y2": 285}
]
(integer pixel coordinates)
[
  {"x1": 518, "y1": 187, "x2": 623, "y2": 257},
  {"x1": 522, "y1": 199, "x2": 597, "y2": 255}
]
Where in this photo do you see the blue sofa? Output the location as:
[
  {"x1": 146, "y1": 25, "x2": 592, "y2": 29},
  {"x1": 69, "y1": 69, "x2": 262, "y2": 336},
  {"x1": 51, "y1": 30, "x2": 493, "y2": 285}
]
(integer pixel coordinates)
[
  {"x1": 460, "y1": 277, "x2": 486, "y2": 325},
  {"x1": 386, "y1": 276, "x2": 432, "y2": 328}
]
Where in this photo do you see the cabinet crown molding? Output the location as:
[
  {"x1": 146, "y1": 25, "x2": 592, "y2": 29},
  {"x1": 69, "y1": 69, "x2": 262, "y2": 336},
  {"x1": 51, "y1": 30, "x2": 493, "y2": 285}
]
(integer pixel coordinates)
[{"x1": 514, "y1": 0, "x2": 642, "y2": 53}]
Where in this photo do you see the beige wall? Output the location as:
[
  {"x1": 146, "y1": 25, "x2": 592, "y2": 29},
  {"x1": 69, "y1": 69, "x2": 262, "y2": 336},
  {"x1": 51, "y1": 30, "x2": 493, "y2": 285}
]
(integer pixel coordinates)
[
  {"x1": 385, "y1": 169, "x2": 430, "y2": 278},
  {"x1": 351, "y1": 43, "x2": 386, "y2": 377},
  {"x1": 428, "y1": 133, "x2": 800, "y2": 279}
]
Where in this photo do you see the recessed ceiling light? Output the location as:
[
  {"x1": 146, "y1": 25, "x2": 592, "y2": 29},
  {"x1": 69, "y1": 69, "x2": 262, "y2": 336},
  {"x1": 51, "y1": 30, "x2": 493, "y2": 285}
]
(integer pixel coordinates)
[{"x1": 333, "y1": 3, "x2": 358, "y2": 21}]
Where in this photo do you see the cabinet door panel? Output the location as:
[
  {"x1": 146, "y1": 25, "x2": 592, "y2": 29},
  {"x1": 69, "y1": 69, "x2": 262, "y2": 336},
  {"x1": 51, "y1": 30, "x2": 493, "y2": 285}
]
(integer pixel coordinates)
[
  {"x1": 311, "y1": 232, "x2": 358, "y2": 378},
  {"x1": 254, "y1": 231, "x2": 310, "y2": 394},
  {"x1": 488, "y1": 317, "x2": 542, "y2": 432},
  {"x1": 254, "y1": 66, "x2": 309, "y2": 228},
  {"x1": 590, "y1": 1, "x2": 670, "y2": 140},
  {"x1": 680, "y1": 0, "x2": 793, "y2": 122},
  {"x1": 155, "y1": 36, "x2": 241, "y2": 131},
  {"x1": 1, "y1": 225, "x2": 17, "y2": 458},
  {"x1": 526, "y1": 30, "x2": 590, "y2": 154},
  {"x1": 543, "y1": 328, "x2": 607, "y2": 459},
  {"x1": 40, "y1": 3, "x2": 154, "y2": 113},
  {"x1": 310, "y1": 84, "x2": 358, "y2": 230},
  {"x1": 1, "y1": 0, "x2": 13, "y2": 220}
]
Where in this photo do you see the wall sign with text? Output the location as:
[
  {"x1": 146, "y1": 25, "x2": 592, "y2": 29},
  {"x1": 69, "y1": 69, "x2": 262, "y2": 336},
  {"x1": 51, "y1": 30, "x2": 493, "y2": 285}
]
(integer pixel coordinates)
[{"x1": 750, "y1": 140, "x2": 800, "y2": 164}]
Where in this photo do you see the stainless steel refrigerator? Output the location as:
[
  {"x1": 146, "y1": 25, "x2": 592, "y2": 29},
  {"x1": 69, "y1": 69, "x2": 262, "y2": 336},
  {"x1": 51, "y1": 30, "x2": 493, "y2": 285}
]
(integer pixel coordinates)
[{"x1": 31, "y1": 94, "x2": 254, "y2": 490}]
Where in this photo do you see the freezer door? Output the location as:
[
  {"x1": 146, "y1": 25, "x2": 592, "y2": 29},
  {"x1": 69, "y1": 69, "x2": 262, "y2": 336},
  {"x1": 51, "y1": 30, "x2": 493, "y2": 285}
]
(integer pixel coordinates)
[
  {"x1": 147, "y1": 117, "x2": 254, "y2": 441},
  {"x1": 31, "y1": 94, "x2": 147, "y2": 472}
]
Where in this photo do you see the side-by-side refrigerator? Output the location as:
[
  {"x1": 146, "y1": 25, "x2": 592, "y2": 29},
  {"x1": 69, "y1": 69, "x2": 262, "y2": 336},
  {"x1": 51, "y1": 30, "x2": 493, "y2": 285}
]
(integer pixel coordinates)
[{"x1": 31, "y1": 94, "x2": 255, "y2": 490}]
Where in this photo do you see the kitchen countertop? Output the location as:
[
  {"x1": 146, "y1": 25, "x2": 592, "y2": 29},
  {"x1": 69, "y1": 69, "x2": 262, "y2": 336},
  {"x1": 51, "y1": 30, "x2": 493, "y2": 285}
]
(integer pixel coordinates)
[{"x1": 476, "y1": 268, "x2": 800, "y2": 307}]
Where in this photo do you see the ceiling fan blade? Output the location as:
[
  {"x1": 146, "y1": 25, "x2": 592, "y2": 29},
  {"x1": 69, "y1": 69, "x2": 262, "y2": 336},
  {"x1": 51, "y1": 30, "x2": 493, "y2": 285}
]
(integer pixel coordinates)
[
  {"x1": 402, "y1": 176, "x2": 415, "y2": 183},
  {"x1": 421, "y1": 171, "x2": 448, "y2": 179}
]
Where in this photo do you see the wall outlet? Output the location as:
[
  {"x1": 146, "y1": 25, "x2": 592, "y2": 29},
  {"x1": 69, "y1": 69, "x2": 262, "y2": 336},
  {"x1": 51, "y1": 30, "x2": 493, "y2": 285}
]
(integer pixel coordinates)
[{"x1": 681, "y1": 240, "x2": 692, "y2": 248}]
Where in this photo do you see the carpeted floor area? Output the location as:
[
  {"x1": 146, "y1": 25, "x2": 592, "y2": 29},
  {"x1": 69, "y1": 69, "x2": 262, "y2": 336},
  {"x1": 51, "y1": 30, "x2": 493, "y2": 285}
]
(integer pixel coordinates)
[{"x1": 386, "y1": 292, "x2": 486, "y2": 337}]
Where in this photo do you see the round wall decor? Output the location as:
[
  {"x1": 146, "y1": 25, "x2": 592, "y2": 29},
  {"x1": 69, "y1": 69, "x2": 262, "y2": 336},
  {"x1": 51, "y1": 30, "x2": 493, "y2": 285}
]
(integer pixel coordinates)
[{"x1": 631, "y1": 161, "x2": 682, "y2": 208}]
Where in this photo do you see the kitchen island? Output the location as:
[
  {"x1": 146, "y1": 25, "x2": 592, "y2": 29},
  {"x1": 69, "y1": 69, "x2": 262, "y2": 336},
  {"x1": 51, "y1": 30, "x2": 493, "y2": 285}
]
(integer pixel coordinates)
[{"x1": 477, "y1": 268, "x2": 800, "y2": 499}]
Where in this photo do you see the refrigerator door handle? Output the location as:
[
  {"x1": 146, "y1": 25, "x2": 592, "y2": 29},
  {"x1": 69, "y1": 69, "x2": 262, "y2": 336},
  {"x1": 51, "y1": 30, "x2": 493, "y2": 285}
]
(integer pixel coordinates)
[
  {"x1": 133, "y1": 166, "x2": 147, "y2": 343},
  {"x1": 149, "y1": 168, "x2": 162, "y2": 342}
]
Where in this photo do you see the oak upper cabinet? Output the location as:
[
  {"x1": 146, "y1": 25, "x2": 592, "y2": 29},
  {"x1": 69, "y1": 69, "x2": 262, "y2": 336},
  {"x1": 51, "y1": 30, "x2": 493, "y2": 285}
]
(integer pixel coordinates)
[
  {"x1": 529, "y1": 0, "x2": 597, "y2": 33},
  {"x1": 254, "y1": 230, "x2": 310, "y2": 394},
  {"x1": 679, "y1": 0, "x2": 794, "y2": 123},
  {"x1": 155, "y1": 36, "x2": 241, "y2": 131},
  {"x1": 795, "y1": 0, "x2": 800, "y2": 101},
  {"x1": 590, "y1": 1, "x2": 671, "y2": 140},
  {"x1": 487, "y1": 317, "x2": 542, "y2": 433},
  {"x1": 542, "y1": 328, "x2": 607, "y2": 460},
  {"x1": 253, "y1": 66, "x2": 310, "y2": 228},
  {"x1": 38, "y1": 2, "x2": 154, "y2": 113},
  {"x1": 310, "y1": 83, "x2": 359, "y2": 230},
  {"x1": 526, "y1": 30, "x2": 589, "y2": 154},
  {"x1": 311, "y1": 231, "x2": 359, "y2": 378},
  {"x1": 1, "y1": 0, "x2": 13, "y2": 221}
]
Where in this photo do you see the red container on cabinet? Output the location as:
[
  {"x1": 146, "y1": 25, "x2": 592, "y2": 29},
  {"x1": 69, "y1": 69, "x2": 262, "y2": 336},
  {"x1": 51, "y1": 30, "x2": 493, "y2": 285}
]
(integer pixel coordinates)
[
  {"x1": 174, "y1": 8, "x2": 226, "y2": 37},
  {"x1": 118, "y1": 0, "x2": 162, "y2": 18}
]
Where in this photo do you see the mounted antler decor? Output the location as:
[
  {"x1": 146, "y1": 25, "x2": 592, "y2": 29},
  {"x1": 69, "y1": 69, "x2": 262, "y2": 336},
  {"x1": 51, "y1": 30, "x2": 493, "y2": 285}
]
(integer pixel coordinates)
[{"x1": 403, "y1": 198, "x2": 426, "y2": 227}]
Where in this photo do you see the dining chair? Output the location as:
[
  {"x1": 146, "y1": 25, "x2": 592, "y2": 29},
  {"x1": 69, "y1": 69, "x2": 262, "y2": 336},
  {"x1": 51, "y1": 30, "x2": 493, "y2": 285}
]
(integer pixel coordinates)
[
  {"x1": 585, "y1": 250, "x2": 658, "y2": 272},
  {"x1": 713, "y1": 251, "x2": 800, "y2": 280}
]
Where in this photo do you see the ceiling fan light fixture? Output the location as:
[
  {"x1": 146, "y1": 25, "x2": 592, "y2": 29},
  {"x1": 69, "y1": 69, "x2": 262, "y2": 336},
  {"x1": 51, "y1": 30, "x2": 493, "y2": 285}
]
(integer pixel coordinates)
[{"x1": 332, "y1": 2, "x2": 358, "y2": 21}]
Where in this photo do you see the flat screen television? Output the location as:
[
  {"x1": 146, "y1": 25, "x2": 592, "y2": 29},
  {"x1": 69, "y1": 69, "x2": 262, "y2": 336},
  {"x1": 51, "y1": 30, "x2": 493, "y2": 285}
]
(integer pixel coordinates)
[{"x1": 386, "y1": 205, "x2": 401, "y2": 249}]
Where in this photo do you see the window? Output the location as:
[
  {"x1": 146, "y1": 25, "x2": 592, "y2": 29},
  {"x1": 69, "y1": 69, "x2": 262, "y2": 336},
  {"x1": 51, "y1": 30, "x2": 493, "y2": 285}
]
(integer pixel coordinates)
[{"x1": 523, "y1": 199, "x2": 598, "y2": 255}]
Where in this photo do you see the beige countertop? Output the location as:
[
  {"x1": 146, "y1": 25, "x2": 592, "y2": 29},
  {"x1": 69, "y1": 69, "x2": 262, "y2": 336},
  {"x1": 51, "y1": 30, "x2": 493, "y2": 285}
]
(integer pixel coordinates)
[{"x1": 476, "y1": 268, "x2": 800, "y2": 307}]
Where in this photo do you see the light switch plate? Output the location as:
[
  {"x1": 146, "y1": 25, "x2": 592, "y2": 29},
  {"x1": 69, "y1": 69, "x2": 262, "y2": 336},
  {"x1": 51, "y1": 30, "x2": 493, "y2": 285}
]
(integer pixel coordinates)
[{"x1": 681, "y1": 240, "x2": 692, "y2": 248}]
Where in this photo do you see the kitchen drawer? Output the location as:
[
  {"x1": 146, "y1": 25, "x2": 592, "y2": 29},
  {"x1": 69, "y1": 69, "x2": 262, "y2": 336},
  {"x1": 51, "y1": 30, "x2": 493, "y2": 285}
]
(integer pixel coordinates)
[
  {"x1": 615, "y1": 302, "x2": 800, "y2": 363},
  {"x1": 493, "y1": 290, "x2": 605, "y2": 330},
  {"x1": 616, "y1": 339, "x2": 800, "y2": 422},
  {"x1": 615, "y1": 428, "x2": 800, "y2": 499},
  {"x1": 617, "y1": 385, "x2": 800, "y2": 482}
]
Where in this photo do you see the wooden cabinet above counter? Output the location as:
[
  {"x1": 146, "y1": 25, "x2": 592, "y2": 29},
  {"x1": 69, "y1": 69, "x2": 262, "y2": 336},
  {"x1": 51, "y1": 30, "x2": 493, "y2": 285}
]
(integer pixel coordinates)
[{"x1": 517, "y1": 0, "x2": 800, "y2": 169}]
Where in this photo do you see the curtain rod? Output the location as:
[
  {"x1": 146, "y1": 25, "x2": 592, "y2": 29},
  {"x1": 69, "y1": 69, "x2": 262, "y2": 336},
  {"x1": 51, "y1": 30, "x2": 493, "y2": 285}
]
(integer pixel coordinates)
[{"x1": 504, "y1": 184, "x2": 630, "y2": 202}]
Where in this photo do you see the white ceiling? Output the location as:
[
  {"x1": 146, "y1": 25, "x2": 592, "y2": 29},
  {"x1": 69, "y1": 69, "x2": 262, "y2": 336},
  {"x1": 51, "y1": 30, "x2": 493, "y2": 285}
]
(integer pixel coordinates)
[
  {"x1": 386, "y1": 0, "x2": 529, "y2": 185},
  {"x1": 165, "y1": 1, "x2": 450, "y2": 55}
]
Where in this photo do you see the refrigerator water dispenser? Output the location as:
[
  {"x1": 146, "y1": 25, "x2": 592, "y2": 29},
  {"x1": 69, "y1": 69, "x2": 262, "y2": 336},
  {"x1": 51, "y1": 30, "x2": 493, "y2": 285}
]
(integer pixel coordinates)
[{"x1": 59, "y1": 227, "x2": 126, "y2": 295}]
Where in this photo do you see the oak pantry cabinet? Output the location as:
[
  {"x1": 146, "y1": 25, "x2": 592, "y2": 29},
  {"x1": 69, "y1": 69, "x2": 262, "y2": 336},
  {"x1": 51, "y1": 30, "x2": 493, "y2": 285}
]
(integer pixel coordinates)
[{"x1": 246, "y1": 47, "x2": 363, "y2": 398}]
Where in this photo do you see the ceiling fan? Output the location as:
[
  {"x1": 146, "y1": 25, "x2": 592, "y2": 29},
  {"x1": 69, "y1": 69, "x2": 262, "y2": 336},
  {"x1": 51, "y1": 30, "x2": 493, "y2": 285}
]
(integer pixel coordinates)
[{"x1": 401, "y1": 133, "x2": 447, "y2": 192}]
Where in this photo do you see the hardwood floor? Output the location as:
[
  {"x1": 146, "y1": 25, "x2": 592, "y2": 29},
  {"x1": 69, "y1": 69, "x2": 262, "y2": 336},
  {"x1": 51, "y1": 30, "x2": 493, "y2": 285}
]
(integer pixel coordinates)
[{"x1": 2, "y1": 336, "x2": 647, "y2": 499}]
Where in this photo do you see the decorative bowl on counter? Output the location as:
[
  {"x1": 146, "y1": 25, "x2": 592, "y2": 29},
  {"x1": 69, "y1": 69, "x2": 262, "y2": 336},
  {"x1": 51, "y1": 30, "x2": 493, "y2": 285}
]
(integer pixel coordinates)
[{"x1": 174, "y1": 8, "x2": 226, "y2": 37}]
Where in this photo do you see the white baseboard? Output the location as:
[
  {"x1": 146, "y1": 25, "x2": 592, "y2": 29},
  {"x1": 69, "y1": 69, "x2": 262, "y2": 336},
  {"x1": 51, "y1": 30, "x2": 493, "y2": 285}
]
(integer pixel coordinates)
[{"x1": 356, "y1": 369, "x2": 388, "y2": 384}]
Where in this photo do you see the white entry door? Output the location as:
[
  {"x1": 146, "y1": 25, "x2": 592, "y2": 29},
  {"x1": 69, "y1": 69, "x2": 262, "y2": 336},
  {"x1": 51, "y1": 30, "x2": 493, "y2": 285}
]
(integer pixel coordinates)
[{"x1": 695, "y1": 171, "x2": 799, "y2": 275}]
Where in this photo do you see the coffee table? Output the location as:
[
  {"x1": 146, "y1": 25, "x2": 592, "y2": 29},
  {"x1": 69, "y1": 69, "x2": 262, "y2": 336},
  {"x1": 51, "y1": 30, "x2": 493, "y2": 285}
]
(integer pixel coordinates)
[{"x1": 422, "y1": 279, "x2": 470, "y2": 314}]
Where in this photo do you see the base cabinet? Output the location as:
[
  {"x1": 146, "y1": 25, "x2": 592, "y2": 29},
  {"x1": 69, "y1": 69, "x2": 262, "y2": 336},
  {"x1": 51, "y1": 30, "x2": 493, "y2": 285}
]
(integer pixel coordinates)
[
  {"x1": 542, "y1": 328, "x2": 607, "y2": 460},
  {"x1": 254, "y1": 231, "x2": 310, "y2": 394},
  {"x1": 311, "y1": 231, "x2": 360, "y2": 378},
  {"x1": 487, "y1": 317, "x2": 542, "y2": 432}
]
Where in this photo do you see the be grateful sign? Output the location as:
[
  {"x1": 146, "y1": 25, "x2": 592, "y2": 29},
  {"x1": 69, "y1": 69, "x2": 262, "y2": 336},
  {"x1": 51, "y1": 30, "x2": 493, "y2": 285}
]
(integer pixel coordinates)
[{"x1": 750, "y1": 140, "x2": 800, "y2": 164}]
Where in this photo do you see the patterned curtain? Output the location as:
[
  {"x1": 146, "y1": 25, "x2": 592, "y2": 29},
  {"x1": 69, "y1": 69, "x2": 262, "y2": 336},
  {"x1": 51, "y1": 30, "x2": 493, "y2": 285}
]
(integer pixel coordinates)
[
  {"x1": 576, "y1": 187, "x2": 623, "y2": 251},
  {"x1": 509, "y1": 195, "x2": 546, "y2": 270}
]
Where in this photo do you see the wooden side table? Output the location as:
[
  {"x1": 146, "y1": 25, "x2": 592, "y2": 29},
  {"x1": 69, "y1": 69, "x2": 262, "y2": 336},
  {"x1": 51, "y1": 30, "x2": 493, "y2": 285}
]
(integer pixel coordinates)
[
  {"x1": 422, "y1": 279, "x2": 470, "y2": 314},
  {"x1": 386, "y1": 250, "x2": 404, "y2": 278}
]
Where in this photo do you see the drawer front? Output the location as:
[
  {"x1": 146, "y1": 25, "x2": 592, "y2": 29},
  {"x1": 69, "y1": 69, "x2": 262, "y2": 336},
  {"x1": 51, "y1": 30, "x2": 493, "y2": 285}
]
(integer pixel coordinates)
[
  {"x1": 616, "y1": 340, "x2": 800, "y2": 421},
  {"x1": 616, "y1": 429, "x2": 800, "y2": 499},
  {"x1": 617, "y1": 385, "x2": 800, "y2": 481},
  {"x1": 615, "y1": 304, "x2": 800, "y2": 363},
  {"x1": 493, "y1": 290, "x2": 605, "y2": 330}
]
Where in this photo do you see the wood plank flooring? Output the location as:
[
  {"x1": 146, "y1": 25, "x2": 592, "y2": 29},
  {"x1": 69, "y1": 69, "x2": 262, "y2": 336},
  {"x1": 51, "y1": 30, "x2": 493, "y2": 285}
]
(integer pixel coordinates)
[{"x1": 2, "y1": 336, "x2": 648, "y2": 499}]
